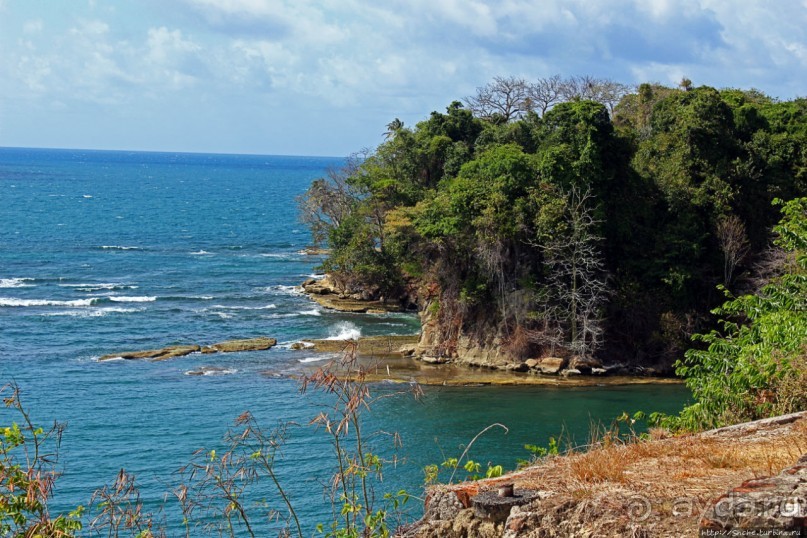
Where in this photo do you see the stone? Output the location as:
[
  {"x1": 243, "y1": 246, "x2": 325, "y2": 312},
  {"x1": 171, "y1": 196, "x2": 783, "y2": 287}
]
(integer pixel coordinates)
[
  {"x1": 525, "y1": 358, "x2": 540, "y2": 369},
  {"x1": 99, "y1": 344, "x2": 200, "y2": 361},
  {"x1": 422, "y1": 356, "x2": 449, "y2": 364},
  {"x1": 537, "y1": 357, "x2": 567, "y2": 375},
  {"x1": 209, "y1": 337, "x2": 277, "y2": 353},
  {"x1": 569, "y1": 356, "x2": 603, "y2": 373},
  {"x1": 561, "y1": 368, "x2": 582, "y2": 377},
  {"x1": 591, "y1": 367, "x2": 607, "y2": 375},
  {"x1": 511, "y1": 363, "x2": 530, "y2": 373},
  {"x1": 700, "y1": 454, "x2": 807, "y2": 531},
  {"x1": 471, "y1": 487, "x2": 542, "y2": 523}
]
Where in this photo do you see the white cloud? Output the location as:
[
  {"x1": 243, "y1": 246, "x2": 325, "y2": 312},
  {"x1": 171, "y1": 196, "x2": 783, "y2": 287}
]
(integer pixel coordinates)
[{"x1": 22, "y1": 19, "x2": 43, "y2": 34}]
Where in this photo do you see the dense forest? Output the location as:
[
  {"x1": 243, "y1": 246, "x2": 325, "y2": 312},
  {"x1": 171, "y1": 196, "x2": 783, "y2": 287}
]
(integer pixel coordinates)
[{"x1": 300, "y1": 76, "x2": 807, "y2": 372}]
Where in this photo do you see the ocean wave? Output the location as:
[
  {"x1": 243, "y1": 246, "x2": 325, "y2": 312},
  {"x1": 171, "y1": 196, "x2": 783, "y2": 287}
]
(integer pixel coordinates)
[
  {"x1": 298, "y1": 356, "x2": 328, "y2": 364},
  {"x1": 299, "y1": 309, "x2": 322, "y2": 316},
  {"x1": 59, "y1": 283, "x2": 138, "y2": 292},
  {"x1": 0, "y1": 297, "x2": 96, "y2": 307},
  {"x1": 184, "y1": 366, "x2": 238, "y2": 376},
  {"x1": 211, "y1": 304, "x2": 277, "y2": 310},
  {"x1": 324, "y1": 322, "x2": 361, "y2": 341},
  {"x1": 190, "y1": 250, "x2": 212, "y2": 255},
  {"x1": 99, "y1": 245, "x2": 140, "y2": 251},
  {"x1": 107, "y1": 296, "x2": 156, "y2": 303},
  {"x1": 262, "y1": 285, "x2": 303, "y2": 296},
  {"x1": 0, "y1": 278, "x2": 35, "y2": 288},
  {"x1": 40, "y1": 307, "x2": 144, "y2": 318}
]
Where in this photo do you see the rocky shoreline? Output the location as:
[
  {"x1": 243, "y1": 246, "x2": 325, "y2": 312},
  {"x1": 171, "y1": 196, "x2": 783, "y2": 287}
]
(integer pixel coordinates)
[
  {"x1": 403, "y1": 411, "x2": 807, "y2": 537},
  {"x1": 300, "y1": 275, "x2": 672, "y2": 383}
]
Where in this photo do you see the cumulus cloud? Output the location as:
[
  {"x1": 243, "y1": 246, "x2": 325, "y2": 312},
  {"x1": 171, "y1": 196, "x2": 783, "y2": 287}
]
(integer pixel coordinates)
[{"x1": 1, "y1": 0, "x2": 805, "y2": 154}]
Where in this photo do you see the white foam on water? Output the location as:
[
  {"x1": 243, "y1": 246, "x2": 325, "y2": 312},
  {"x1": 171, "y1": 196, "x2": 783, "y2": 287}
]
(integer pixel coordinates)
[
  {"x1": 190, "y1": 250, "x2": 212, "y2": 255},
  {"x1": 0, "y1": 297, "x2": 96, "y2": 307},
  {"x1": 298, "y1": 356, "x2": 328, "y2": 364},
  {"x1": 107, "y1": 296, "x2": 156, "y2": 303},
  {"x1": 324, "y1": 321, "x2": 361, "y2": 341},
  {"x1": 184, "y1": 367, "x2": 238, "y2": 376},
  {"x1": 265, "y1": 285, "x2": 304, "y2": 296},
  {"x1": 211, "y1": 304, "x2": 277, "y2": 310},
  {"x1": 100, "y1": 245, "x2": 140, "y2": 250},
  {"x1": 0, "y1": 278, "x2": 35, "y2": 288},
  {"x1": 299, "y1": 309, "x2": 322, "y2": 316},
  {"x1": 60, "y1": 283, "x2": 138, "y2": 292},
  {"x1": 41, "y1": 307, "x2": 144, "y2": 318},
  {"x1": 83, "y1": 194, "x2": 93, "y2": 198}
]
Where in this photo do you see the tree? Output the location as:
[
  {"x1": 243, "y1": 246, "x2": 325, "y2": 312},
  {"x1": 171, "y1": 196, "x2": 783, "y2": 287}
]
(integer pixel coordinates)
[
  {"x1": 464, "y1": 76, "x2": 530, "y2": 122},
  {"x1": 297, "y1": 154, "x2": 364, "y2": 246},
  {"x1": 525, "y1": 75, "x2": 565, "y2": 116},
  {"x1": 715, "y1": 214, "x2": 750, "y2": 286},
  {"x1": 540, "y1": 188, "x2": 609, "y2": 358}
]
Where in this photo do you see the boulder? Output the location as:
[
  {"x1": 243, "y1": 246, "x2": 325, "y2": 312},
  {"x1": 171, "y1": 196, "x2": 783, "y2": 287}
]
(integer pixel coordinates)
[
  {"x1": 209, "y1": 337, "x2": 277, "y2": 353},
  {"x1": 422, "y1": 356, "x2": 449, "y2": 365},
  {"x1": 700, "y1": 454, "x2": 807, "y2": 532},
  {"x1": 569, "y1": 356, "x2": 603, "y2": 374},
  {"x1": 511, "y1": 363, "x2": 530, "y2": 373},
  {"x1": 537, "y1": 357, "x2": 567, "y2": 375},
  {"x1": 524, "y1": 358, "x2": 540, "y2": 369},
  {"x1": 561, "y1": 368, "x2": 582, "y2": 377},
  {"x1": 591, "y1": 367, "x2": 607, "y2": 375}
]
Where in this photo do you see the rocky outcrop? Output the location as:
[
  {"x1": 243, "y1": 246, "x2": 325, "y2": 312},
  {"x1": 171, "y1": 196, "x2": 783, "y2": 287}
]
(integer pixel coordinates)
[
  {"x1": 99, "y1": 345, "x2": 201, "y2": 361},
  {"x1": 201, "y1": 337, "x2": 277, "y2": 353},
  {"x1": 299, "y1": 335, "x2": 420, "y2": 355},
  {"x1": 700, "y1": 454, "x2": 807, "y2": 532},
  {"x1": 301, "y1": 276, "x2": 407, "y2": 313},
  {"x1": 99, "y1": 336, "x2": 276, "y2": 361},
  {"x1": 404, "y1": 411, "x2": 807, "y2": 537}
]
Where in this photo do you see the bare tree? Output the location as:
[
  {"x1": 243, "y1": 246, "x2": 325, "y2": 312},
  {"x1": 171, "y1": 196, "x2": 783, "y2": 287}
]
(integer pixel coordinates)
[
  {"x1": 716, "y1": 214, "x2": 751, "y2": 286},
  {"x1": 540, "y1": 188, "x2": 609, "y2": 358},
  {"x1": 526, "y1": 74, "x2": 565, "y2": 116},
  {"x1": 560, "y1": 75, "x2": 632, "y2": 114},
  {"x1": 464, "y1": 76, "x2": 530, "y2": 122}
]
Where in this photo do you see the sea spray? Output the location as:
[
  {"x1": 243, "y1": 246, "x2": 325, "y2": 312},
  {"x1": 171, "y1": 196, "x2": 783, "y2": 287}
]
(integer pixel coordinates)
[{"x1": 325, "y1": 321, "x2": 362, "y2": 341}]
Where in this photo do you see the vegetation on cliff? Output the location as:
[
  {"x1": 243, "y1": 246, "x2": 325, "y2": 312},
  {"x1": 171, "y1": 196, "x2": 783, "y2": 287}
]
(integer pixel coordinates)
[{"x1": 300, "y1": 77, "x2": 807, "y2": 370}]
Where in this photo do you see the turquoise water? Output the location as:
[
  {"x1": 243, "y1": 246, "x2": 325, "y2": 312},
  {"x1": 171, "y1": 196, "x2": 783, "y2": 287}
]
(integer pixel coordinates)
[{"x1": 0, "y1": 147, "x2": 689, "y2": 533}]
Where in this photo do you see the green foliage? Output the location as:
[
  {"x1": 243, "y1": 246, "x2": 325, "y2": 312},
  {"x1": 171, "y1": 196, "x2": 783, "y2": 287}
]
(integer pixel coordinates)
[
  {"x1": 302, "y1": 78, "x2": 807, "y2": 370},
  {"x1": 661, "y1": 198, "x2": 807, "y2": 431},
  {"x1": 1, "y1": 384, "x2": 84, "y2": 538}
]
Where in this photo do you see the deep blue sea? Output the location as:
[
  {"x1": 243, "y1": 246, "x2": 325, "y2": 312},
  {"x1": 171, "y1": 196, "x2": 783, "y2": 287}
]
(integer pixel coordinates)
[{"x1": 0, "y1": 147, "x2": 689, "y2": 534}]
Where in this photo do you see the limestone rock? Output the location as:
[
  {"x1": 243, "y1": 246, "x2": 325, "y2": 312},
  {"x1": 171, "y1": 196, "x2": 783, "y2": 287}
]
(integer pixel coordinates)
[
  {"x1": 561, "y1": 368, "x2": 582, "y2": 377},
  {"x1": 99, "y1": 344, "x2": 200, "y2": 361},
  {"x1": 209, "y1": 337, "x2": 277, "y2": 353},
  {"x1": 537, "y1": 357, "x2": 567, "y2": 375},
  {"x1": 525, "y1": 358, "x2": 540, "y2": 369}
]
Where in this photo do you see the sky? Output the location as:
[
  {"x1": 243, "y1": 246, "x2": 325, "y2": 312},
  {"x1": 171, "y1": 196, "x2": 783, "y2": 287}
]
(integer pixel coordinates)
[{"x1": 0, "y1": 0, "x2": 806, "y2": 157}]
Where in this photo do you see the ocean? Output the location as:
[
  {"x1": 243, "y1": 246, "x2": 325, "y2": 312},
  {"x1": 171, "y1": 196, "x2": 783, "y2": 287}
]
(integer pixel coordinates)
[{"x1": 0, "y1": 147, "x2": 689, "y2": 534}]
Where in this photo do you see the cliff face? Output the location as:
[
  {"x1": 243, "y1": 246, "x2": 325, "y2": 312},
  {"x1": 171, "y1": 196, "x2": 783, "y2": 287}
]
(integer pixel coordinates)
[{"x1": 401, "y1": 412, "x2": 807, "y2": 537}]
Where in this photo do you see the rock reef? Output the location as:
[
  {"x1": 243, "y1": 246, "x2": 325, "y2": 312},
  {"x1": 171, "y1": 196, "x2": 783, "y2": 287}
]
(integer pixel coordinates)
[{"x1": 99, "y1": 337, "x2": 276, "y2": 361}]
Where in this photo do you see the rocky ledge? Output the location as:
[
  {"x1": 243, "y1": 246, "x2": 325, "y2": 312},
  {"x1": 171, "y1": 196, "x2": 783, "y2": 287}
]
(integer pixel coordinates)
[
  {"x1": 301, "y1": 276, "x2": 408, "y2": 313},
  {"x1": 402, "y1": 411, "x2": 807, "y2": 537},
  {"x1": 99, "y1": 337, "x2": 277, "y2": 361}
]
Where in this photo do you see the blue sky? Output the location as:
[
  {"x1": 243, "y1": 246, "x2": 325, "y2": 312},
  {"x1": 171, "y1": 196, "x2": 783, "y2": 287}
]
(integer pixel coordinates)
[{"x1": 1, "y1": 0, "x2": 805, "y2": 157}]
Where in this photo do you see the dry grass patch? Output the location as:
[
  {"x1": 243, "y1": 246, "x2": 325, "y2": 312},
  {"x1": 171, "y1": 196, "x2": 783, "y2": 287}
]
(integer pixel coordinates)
[{"x1": 432, "y1": 412, "x2": 807, "y2": 538}]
